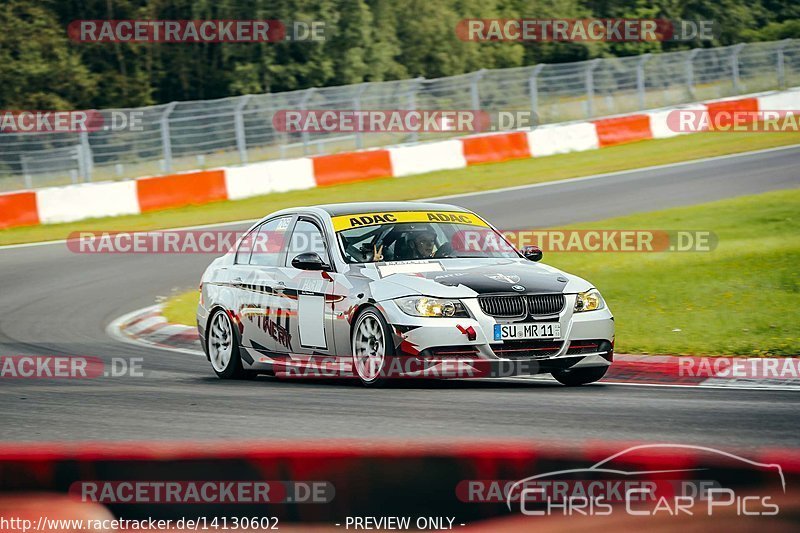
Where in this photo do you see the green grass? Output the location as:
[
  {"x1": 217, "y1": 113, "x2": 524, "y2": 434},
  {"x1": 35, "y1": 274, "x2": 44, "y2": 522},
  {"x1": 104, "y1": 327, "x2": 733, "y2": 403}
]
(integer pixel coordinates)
[
  {"x1": 2, "y1": 129, "x2": 799, "y2": 246},
  {"x1": 163, "y1": 188, "x2": 800, "y2": 356},
  {"x1": 546, "y1": 189, "x2": 800, "y2": 356},
  {"x1": 162, "y1": 290, "x2": 201, "y2": 328}
]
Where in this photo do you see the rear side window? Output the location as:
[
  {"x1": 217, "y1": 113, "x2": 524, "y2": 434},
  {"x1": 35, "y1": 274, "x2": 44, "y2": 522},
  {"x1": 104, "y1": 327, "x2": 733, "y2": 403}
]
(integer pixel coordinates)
[{"x1": 235, "y1": 216, "x2": 292, "y2": 266}]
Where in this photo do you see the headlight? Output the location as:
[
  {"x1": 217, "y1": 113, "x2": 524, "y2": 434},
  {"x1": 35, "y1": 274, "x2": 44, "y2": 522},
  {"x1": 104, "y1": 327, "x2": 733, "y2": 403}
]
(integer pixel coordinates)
[
  {"x1": 574, "y1": 289, "x2": 605, "y2": 312},
  {"x1": 395, "y1": 296, "x2": 469, "y2": 318}
]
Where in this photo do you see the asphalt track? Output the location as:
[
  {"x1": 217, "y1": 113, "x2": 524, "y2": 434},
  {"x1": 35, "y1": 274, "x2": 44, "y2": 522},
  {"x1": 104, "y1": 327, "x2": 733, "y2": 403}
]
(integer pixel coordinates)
[{"x1": 1, "y1": 146, "x2": 799, "y2": 445}]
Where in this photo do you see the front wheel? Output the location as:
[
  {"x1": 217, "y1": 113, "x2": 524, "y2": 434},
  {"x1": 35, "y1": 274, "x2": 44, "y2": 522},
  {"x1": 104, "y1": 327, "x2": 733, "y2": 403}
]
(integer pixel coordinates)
[
  {"x1": 351, "y1": 308, "x2": 394, "y2": 387},
  {"x1": 552, "y1": 366, "x2": 608, "y2": 386},
  {"x1": 207, "y1": 309, "x2": 248, "y2": 379}
]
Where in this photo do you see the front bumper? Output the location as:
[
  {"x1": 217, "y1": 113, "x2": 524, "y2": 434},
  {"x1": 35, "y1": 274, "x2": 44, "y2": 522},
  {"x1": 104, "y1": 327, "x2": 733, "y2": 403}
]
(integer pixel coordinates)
[{"x1": 380, "y1": 294, "x2": 614, "y2": 378}]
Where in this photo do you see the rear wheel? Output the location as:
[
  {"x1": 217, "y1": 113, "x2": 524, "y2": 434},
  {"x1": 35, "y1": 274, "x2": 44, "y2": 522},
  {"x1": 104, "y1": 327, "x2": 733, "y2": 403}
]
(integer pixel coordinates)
[
  {"x1": 351, "y1": 308, "x2": 394, "y2": 387},
  {"x1": 207, "y1": 309, "x2": 248, "y2": 379},
  {"x1": 552, "y1": 366, "x2": 608, "y2": 386}
]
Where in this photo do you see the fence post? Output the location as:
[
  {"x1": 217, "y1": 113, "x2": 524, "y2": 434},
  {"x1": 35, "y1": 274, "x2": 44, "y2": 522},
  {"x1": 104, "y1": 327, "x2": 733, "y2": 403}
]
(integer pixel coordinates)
[
  {"x1": 234, "y1": 95, "x2": 251, "y2": 164},
  {"x1": 160, "y1": 102, "x2": 177, "y2": 173},
  {"x1": 79, "y1": 131, "x2": 93, "y2": 182},
  {"x1": 21, "y1": 155, "x2": 32, "y2": 189},
  {"x1": 731, "y1": 43, "x2": 746, "y2": 94},
  {"x1": 74, "y1": 145, "x2": 85, "y2": 184},
  {"x1": 685, "y1": 49, "x2": 701, "y2": 100},
  {"x1": 528, "y1": 64, "x2": 545, "y2": 124},
  {"x1": 586, "y1": 59, "x2": 601, "y2": 118},
  {"x1": 777, "y1": 39, "x2": 792, "y2": 89},
  {"x1": 353, "y1": 83, "x2": 369, "y2": 150},
  {"x1": 299, "y1": 88, "x2": 316, "y2": 156},
  {"x1": 470, "y1": 69, "x2": 486, "y2": 111},
  {"x1": 406, "y1": 77, "x2": 424, "y2": 143},
  {"x1": 636, "y1": 54, "x2": 651, "y2": 110}
]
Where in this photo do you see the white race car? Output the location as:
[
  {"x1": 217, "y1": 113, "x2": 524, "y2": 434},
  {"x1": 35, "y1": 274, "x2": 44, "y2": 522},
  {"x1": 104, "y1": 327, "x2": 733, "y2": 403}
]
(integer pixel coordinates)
[{"x1": 197, "y1": 202, "x2": 614, "y2": 386}]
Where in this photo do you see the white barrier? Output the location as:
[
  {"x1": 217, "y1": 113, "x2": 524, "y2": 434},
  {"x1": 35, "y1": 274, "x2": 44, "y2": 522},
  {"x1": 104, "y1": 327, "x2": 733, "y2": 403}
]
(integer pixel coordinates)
[
  {"x1": 647, "y1": 103, "x2": 709, "y2": 139},
  {"x1": 223, "y1": 158, "x2": 316, "y2": 200},
  {"x1": 757, "y1": 88, "x2": 800, "y2": 112},
  {"x1": 388, "y1": 140, "x2": 467, "y2": 177},
  {"x1": 36, "y1": 180, "x2": 140, "y2": 224},
  {"x1": 526, "y1": 122, "x2": 599, "y2": 157}
]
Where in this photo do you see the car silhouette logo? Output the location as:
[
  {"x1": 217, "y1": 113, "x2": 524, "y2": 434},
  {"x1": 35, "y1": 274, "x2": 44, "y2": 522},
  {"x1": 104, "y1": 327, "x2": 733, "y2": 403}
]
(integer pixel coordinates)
[
  {"x1": 487, "y1": 273, "x2": 521, "y2": 284},
  {"x1": 512, "y1": 285, "x2": 525, "y2": 292}
]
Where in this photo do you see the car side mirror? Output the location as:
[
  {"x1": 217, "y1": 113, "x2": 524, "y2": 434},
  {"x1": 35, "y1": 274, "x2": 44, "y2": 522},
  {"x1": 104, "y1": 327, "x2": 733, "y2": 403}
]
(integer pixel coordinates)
[
  {"x1": 521, "y1": 245, "x2": 543, "y2": 262},
  {"x1": 291, "y1": 252, "x2": 330, "y2": 271}
]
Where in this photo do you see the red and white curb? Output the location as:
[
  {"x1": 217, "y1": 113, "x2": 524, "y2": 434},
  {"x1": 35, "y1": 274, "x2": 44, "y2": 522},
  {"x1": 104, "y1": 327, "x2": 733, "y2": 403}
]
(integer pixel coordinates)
[
  {"x1": 106, "y1": 304, "x2": 202, "y2": 356},
  {"x1": 109, "y1": 304, "x2": 800, "y2": 390}
]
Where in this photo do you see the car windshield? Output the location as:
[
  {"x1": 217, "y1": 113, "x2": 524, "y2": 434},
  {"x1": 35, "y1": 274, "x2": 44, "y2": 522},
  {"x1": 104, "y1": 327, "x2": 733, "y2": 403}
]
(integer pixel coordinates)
[{"x1": 336, "y1": 219, "x2": 520, "y2": 263}]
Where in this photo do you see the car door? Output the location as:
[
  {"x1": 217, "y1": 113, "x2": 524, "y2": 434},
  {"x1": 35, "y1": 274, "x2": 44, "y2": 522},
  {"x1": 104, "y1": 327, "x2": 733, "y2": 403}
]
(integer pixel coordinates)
[
  {"x1": 233, "y1": 215, "x2": 294, "y2": 360},
  {"x1": 278, "y1": 216, "x2": 335, "y2": 357}
]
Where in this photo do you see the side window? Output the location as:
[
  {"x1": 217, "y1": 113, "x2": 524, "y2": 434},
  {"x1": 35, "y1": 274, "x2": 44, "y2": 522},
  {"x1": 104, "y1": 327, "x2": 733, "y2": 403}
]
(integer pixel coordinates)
[
  {"x1": 286, "y1": 219, "x2": 330, "y2": 267},
  {"x1": 249, "y1": 216, "x2": 292, "y2": 267},
  {"x1": 234, "y1": 226, "x2": 258, "y2": 265}
]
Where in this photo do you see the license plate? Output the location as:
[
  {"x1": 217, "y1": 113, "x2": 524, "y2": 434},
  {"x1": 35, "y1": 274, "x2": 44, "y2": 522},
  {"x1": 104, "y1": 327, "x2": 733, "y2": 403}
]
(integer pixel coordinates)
[{"x1": 494, "y1": 322, "x2": 561, "y2": 341}]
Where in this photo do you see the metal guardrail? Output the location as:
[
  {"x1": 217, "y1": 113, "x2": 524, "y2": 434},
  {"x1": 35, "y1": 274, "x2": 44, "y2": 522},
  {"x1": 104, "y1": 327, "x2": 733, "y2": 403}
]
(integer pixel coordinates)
[{"x1": 1, "y1": 39, "x2": 798, "y2": 191}]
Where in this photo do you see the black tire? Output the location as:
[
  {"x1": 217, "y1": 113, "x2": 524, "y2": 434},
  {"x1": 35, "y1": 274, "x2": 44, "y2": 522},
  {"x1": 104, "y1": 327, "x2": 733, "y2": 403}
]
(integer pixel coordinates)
[
  {"x1": 351, "y1": 307, "x2": 395, "y2": 387},
  {"x1": 207, "y1": 309, "x2": 249, "y2": 379},
  {"x1": 552, "y1": 366, "x2": 608, "y2": 386}
]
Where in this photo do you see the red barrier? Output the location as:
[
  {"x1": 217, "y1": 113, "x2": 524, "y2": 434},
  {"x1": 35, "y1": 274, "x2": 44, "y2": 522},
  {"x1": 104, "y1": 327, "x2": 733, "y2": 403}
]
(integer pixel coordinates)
[
  {"x1": 0, "y1": 191, "x2": 39, "y2": 229},
  {"x1": 136, "y1": 170, "x2": 228, "y2": 212},
  {"x1": 461, "y1": 132, "x2": 531, "y2": 165},
  {"x1": 312, "y1": 150, "x2": 393, "y2": 187},
  {"x1": 594, "y1": 114, "x2": 653, "y2": 147},
  {"x1": 0, "y1": 440, "x2": 795, "y2": 525},
  {"x1": 705, "y1": 97, "x2": 760, "y2": 130}
]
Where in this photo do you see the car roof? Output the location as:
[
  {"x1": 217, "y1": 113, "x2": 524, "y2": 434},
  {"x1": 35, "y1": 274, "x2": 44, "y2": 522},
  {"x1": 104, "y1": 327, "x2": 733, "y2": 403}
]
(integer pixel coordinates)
[{"x1": 312, "y1": 202, "x2": 471, "y2": 216}]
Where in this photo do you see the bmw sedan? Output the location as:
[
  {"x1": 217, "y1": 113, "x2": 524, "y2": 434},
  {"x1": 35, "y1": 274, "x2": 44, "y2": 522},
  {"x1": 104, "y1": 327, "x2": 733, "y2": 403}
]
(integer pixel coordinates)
[{"x1": 197, "y1": 202, "x2": 614, "y2": 386}]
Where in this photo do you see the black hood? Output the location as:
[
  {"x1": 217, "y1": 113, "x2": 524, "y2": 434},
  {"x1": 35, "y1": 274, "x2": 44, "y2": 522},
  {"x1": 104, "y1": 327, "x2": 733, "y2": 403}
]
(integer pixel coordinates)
[{"x1": 423, "y1": 262, "x2": 568, "y2": 294}]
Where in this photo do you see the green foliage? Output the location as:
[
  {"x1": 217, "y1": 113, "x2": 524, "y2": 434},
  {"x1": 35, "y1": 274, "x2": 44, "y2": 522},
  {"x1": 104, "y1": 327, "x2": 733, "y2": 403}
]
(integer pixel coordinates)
[
  {"x1": 0, "y1": 0, "x2": 98, "y2": 108},
  {"x1": 0, "y1": 0, "x2": 796, "y2": 108}
]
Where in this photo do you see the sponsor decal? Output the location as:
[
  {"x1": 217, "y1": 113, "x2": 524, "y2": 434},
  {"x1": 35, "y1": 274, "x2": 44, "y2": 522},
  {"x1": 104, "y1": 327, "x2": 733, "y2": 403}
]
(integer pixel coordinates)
[
  {"x1": 331, "y1": 211, "x2": 489, "y2": 232},
  {"x1": 485, "y1": 273, "x2": 521, "y2": 284},
  {"x1": 456, "y1": 325, "x2": 477, "y2": 341},
  {"x1": 377, "y1": 261, "x2": 443, "y2": 278}
]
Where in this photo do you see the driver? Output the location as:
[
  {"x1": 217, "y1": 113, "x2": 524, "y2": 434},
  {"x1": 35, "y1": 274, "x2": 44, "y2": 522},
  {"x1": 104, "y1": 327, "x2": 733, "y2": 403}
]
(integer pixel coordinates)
[{"x1": 409, "y1": 229, "x2": 437, "y2": 259}]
